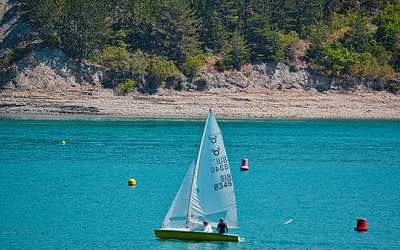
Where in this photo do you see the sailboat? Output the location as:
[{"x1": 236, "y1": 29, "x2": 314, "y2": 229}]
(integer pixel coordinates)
[{"x1": 154, "y1": 109, "x2": 241, "y2": 242}]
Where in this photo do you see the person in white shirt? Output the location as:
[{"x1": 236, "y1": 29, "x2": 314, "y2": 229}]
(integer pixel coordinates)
[{"x1": 203, "y1": 221, "x2": 212, "y2": 233}]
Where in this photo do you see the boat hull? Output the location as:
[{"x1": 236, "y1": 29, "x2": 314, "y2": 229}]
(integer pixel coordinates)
[{"x1": 154, "y1": 229, "x2": 240, "y2": 242}]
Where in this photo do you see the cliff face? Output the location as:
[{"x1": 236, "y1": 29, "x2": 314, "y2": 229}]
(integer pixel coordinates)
[
  {"x1": 193, "y1": 61, "x2": 393, "y2": 94},
  {"x1": 0, "y1": 0, "x2": 396, "y2": 95},
  {"x1": 4, "y1": 48, "x2": 111, "y2": 92},
  {"x1": 1, "y1": 47, "x2": 394, "y2": 95}
]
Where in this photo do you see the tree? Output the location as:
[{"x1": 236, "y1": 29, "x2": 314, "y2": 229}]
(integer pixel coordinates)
[
  {"x1": 341, "y1": 12, "x2": 374, "y2": 53},
  {"x1": 218, "y1": 30, "x2": 250, "y2": 70},
  {"x1": 24, "y1": 0, "x2": 66, "y2": 46},
  {"x1": 59, "y1": 0, "x2": 112, "y2": 58},
  {"x1": 245, "y1": 14, "x2": 280, "y2": 62},
  {"x1": 95, "y1": 46, "x2": 130, "y2": 72},
  {"x1": 296, "y1": 0, "x2": 324, "y2": 37},
  {"x1": 191, "y1": 1, "x2": 228, "y2": 53},
  {"x1": 374, "y1": 2, "x2": 400, "y2": 49},
  {"x1": 305, "y1": 22, "x2": 329, "y2": 69},
  {"x1": 349, "y1": 52, "x2": 395, "y2": 78},
  {"x1": 150, "y1": 0, "x2": 202, "y2": 68}
]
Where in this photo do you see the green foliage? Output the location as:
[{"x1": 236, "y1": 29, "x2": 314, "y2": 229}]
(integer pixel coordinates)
[
  {"x1": 323, "y1": 42, "x2": 359, "y2": 75},
  {"x1": 146, "y1": 55, "x2": 180, "y2": 92},
  {"x1": 1, "y1": 43, "x2": 30, "y2": 67},
  {"x1": 219, "y1": 31, "x2": 250, "y2": 70},
  {"x1": 1, "y1": 49, "x2": 15, "y2": 67},
  {"x1": 374, "y1": 2, "x2": 400, "y2": 50},
  {"x1": 374, "y1": 1, "x2": 400, "y2": 70},
  {"x1": 245, "y1": 14, "x2": 279, "y2": 62},
  {"x1": 115, "y1": 79, "x2": 136, "y2": 95},
  {"x1": 349, "y1": 52, "x2": 395, "y2": 78},
  {"x1": 95, "y1": 46, "x2": 130, "y2": 72},
  {"x1": 150, "y1": 0, "x2": 202, "y2": 65},
  {"x1": 304, "y1": 22, "x2": 329, "y2": 67},
  {"x1": 277, "y1": 31, "x2": 301, "y2": 62},
  {"x1": 390, "y1": 81, "x2": 400, "y2": 93},
  {"x1": 181, "y1": 53, "x2": 209, "y2": 78},
  {"x1": 341, "y1": 12, "x2": 374, "y2": 53},
  {"x1": 214, "y1": 60, "x2": 227, "y2": 72},
  {"x1": 24, "y1": 0, "x2": 64, "y2": 47},
  {"x1": 130, "y1": 49, "x2": 149, "y2": 77},
  {"x1": 22, "y1": 0, "x2": 400, "y2": 85}
]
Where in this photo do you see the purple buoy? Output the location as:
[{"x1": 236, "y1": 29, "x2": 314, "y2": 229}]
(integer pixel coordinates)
[{"x1": 240, "y1": 158, "x2": 249, "y2": 171}]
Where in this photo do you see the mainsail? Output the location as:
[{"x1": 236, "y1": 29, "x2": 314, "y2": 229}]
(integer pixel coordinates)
[{"x1": 159, "y1": 109, "x2": 238, "y2": 230}]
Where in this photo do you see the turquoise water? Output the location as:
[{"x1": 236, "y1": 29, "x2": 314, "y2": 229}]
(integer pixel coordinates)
[{"x1": 1, "y1": 115, "x2": 399, "y2": 249}]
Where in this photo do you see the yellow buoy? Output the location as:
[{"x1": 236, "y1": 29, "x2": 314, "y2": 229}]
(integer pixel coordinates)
[
  {"x1": 128, "y1": 178, "x2": 136, "y2": 186},
  {"x1": 62, "y1": 140, "x2": 66, "y2": 145}
]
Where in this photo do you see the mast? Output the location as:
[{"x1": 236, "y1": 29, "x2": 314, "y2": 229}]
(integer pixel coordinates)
[{"x1": 185, "y1": 109, "x2": 212, "y2": 228}]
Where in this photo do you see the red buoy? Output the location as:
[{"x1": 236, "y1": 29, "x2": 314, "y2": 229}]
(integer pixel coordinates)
[
  {"x1": 354, "y1": 218, "x2": 368, "y2": 231},
  {"x1": 240, "y1": 158, "x2": 249, "y2": 171}
]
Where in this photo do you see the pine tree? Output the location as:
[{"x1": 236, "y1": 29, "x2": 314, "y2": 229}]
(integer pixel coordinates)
[
  {"x1": 58, "y1": 0, "x2": 111, "y2": 58},
  {"x1": 220, "y1": 30, "x2": 250, "y2": 69},
  {"x1": 150, "y1": 0, "x2": 202, "y2": 67}
]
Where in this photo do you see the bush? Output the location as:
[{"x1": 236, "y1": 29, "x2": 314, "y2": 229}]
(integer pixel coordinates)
[
  {"x1": 277, "y1": 31, "x2": 301, "y2": 61},
  {"x1": 323, "y1": 42, "x2": 359, "y2": 75},
  {"x1": 390, "y1": 81, "x2": 400, "y2": 93},
  {"x1": 214, "y1": 59, "x2": 227, "y2": 72},
  {"x1": 95, "y1": 46, "x2": 130, "y2": 72},
  {"x1": 146, "y1": 55, "x2": 179, "y2": 92},
  {"x1": 115, "y1": 79, "x2": 136, "y2": 95},
  {"x1": 349, "y1": 52, "x2": 395, "y2": 78},
  {"x1": 1, "y1": 48, "x2": 14, "y2": 67},
  {"x1": 181, "y1": 53, "x2": 209, "y2": 78}
]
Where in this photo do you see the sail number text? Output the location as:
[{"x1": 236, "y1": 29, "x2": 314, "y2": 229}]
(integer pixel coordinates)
[
  {"x1": 214, "y1": 173, "x2": 232, "y2": 190},
  {"x1": 211, "y1": 156, "x2": 232, "y2": 190},
  {"x1": 210, "y1": 156, "x2": 229, "y2": 173}
]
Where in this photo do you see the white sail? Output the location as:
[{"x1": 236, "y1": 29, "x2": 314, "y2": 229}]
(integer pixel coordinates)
[
  {"x1": 160, "y1": 109, "x2": 238, "y2": 231},
  {"x1": 188, "y1": 110, "x2": 238, "y2": 229},
  {"x1": 161, "y1": 161, "x2": 195, "y2": 229}
]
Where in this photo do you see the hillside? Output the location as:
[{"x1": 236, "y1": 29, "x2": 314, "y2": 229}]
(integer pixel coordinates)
[{"x1": 0, "y1": 0, "x2": 399, "y2": 118}]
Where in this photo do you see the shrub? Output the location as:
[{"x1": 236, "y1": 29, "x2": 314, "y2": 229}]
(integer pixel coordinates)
[
  {"x1": 181, "y1": 53, "x2": 209, "y2": 78},
  {"x1": 349, "y1": 52, "x2": 395, "y2": 78},
  {"x1": 1, "y1": 48, "x2": 14, "y2": 67},
  {"x1": 115, "y1": 79, "x2": 136, "y2": 95},
  {"x1": 277, "y1": 31, "x2": 301, "y2": 61},
  {"x1": 323, "y1": 42, "x2": 359, "y2": 75},
  {"x1": 146, "y1": 55, "x2": 179, "y2": 92},
  {"x1": 95, "y1": 46, "x2": 130, "y2": 72}
]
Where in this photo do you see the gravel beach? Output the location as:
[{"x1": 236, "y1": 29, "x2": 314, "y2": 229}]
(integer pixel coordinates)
[{"x1": 1, "y1": 88, "x2": 399, "y2": 119}]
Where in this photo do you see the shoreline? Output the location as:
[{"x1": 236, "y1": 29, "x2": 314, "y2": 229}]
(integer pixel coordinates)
[{"x1": 1, "y1": 88, "x2": 400, "y2": 119}]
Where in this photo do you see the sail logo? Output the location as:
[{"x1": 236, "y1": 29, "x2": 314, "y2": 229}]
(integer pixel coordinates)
[
  {"x1": 212, "y1": 148, "x2": 220, "y2": 156},
  {"x1": 208, "y1": 135, "x2": 217, "y2": 144}
]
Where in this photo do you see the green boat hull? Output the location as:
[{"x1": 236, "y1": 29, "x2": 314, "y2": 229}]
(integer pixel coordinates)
[{"x1": 154, "y1": 229, "x2": 240, "y2": 242}]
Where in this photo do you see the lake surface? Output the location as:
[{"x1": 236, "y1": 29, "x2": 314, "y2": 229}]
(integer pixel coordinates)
[{"x1": 1, "y1": 115, "x2": 399, "y2": 249}]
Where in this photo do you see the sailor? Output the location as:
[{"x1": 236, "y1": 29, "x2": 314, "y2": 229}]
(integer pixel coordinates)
[
  {"x1": 203, "y1": 221, "x2": 212, "y2": 233},
  {"x1": 216, "y1": 218, "x2": 228, "y2": 234}
]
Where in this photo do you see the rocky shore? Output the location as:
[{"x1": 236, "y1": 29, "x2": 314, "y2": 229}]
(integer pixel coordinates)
[
  {"x1": 1, "y1": 1, "x2": 400, "y2": 119},
  {"x1": 1, "y1": 47, "x2": 399, "y2": 119},
  {"x1": 1, "y1": 87, "x2": 399, "y2": 119}
]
